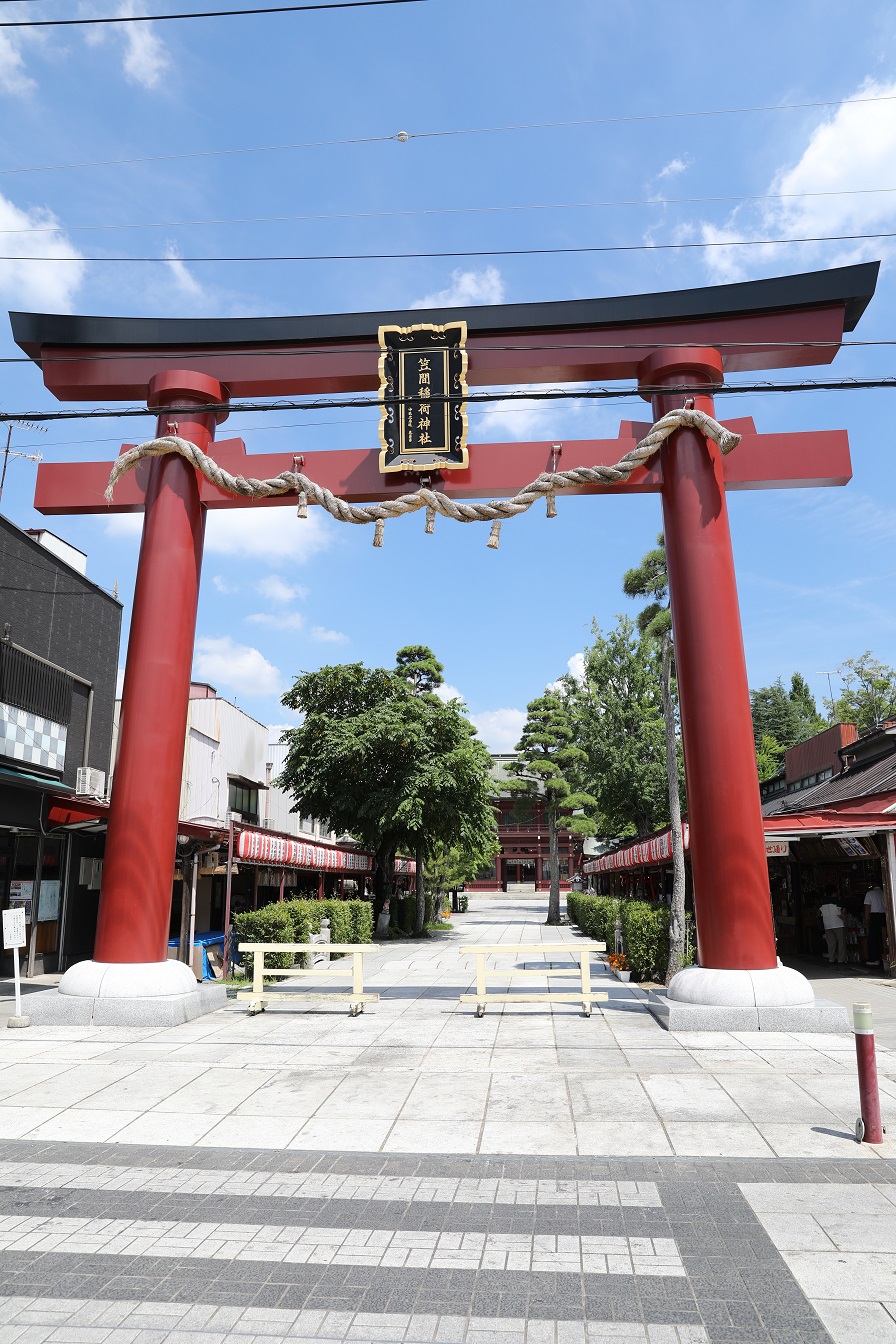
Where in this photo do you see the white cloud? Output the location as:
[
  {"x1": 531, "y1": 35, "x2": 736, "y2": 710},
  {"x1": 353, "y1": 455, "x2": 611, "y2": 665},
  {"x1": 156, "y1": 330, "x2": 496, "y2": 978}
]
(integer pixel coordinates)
[
  {"x1": 93, "y1": 1, "x2": 170, "y2": 88},
  {"x1": 697, "y1": 78, "x2": 896, "y2": 280},
  {"x1": 0, "y1": 192, "x2": 86, "y2": 311},
  {"x1": 194, "y1": 636, "x2": 282, "y2": 697},
  {"x1": 0, "y1": 32, "x2": 36, "y2": 94},
  {"x1": 412, "y1": 266, "x2": 505, "y2": 309},
  {"x1": 469, "y1": 707, "x2": 526, "y2": 753},
  {"x1": 212, "y1": 575, "x2": 233, "y2": 594},
  {"x1": 566, "y1": 651, "x2": 586, "y2": 682},
  {"x1": 105, "y1": 506, "x2": 333, "y2": 564},
  {"x1": 257, "y1": 574, "x2": 308, "y2": 604},
  {"x1": 547, "y1": 651, "x2": 586, "y2": 695},
  {"x1": 246, "y1": 611, "x2": 304, "y2": 630},
  {"x1": 656, "y1": 156, "x2": 690, "y2": 181},
  {"x1": 205, "y1": 507, "x2": 332, "y2": 561},
  {"x1": 311, "y1": 625, "x2": 349, "y2": 644},
  {"x1": 435, "y1": 682, "x2": 464, "y2": 704},
  {"x1": 163, "y1": 241, "x2": 202, "y2": 297}
]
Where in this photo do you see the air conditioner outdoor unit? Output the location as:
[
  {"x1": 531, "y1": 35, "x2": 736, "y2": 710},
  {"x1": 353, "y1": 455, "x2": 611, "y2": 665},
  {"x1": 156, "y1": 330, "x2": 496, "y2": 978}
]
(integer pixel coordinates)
[
  {"x1": 75, "y1": 766, "x2": 106, "y2": 797},
  {"x1": 262, "y1": 818, "x2": 271, "y2": 828}
]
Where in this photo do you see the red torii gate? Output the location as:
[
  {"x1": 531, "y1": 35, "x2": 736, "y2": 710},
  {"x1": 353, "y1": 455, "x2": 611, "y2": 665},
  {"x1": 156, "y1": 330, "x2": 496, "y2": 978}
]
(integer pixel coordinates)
[{"x1": 12, "y1": 261, "x2": 878, "y2": 1024}]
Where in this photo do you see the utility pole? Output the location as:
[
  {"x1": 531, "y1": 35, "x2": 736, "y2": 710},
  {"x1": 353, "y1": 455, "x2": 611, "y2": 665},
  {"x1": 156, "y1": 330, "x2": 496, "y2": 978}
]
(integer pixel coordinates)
[{"x1": 0, "y1": 421, "x2": 46, "y2": 504}]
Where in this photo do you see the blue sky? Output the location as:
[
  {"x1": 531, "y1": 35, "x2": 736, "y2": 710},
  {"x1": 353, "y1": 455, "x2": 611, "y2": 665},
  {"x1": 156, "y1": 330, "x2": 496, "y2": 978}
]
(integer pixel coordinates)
[{"x1": 1, "y1": 0, "x2": 895, "y2": 749}]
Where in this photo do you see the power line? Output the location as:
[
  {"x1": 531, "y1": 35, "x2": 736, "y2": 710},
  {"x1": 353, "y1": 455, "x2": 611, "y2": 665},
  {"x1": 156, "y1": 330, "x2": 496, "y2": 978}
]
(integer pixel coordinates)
[
  {"x1": 4, "y1": 377, "x2": 896, "y2": 424},
  {"x1": 4, "y1": 184, "x2": 896, "y2": 234},
  {"x1": 3, "y1": 230, "x2": 894, "y2": 261},
  {"x1": 0, "y1": 0, "x2": 427, "y2": 27},
  {"x1": 2, "y1": 338, "x2": 896, "y2": 373},
  {"x1": 1, "y1": 92, "x2": 893, "y2": 177}
]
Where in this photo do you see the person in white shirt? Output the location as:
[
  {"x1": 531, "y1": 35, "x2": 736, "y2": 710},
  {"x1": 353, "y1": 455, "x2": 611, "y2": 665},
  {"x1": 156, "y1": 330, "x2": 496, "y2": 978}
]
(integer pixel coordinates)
[
  {"x1": 819, "y1": 887, "x2": 846, "y2": 964},
  {"x1": 865, "y1": 883, "x2": 887, "y2": 967}
]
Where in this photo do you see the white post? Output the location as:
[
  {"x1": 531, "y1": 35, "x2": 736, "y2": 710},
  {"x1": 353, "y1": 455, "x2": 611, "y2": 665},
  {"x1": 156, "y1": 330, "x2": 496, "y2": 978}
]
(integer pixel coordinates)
[
  {"x1": 189, "y1": 852, "x2": 199, "y2": 979},
  {"x1": 13, "y1": 945, "x2": 22, "y2": 1019},
  {"x1": 3, "y1": 907, "x2": 29, "y2": 1028}
]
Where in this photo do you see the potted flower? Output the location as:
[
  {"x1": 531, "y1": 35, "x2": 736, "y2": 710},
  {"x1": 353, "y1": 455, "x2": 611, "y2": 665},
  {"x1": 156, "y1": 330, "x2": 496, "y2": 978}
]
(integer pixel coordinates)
[{"x1": 607, "y1": 952, "x2": 631, "y2": 982}]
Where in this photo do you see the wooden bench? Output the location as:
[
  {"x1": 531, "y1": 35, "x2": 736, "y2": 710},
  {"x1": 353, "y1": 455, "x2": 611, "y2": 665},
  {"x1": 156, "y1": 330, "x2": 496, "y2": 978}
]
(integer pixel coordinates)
[
  {"x1": 459, "y1": 942, "x2": 608, "y2": 1017},
  {"x1": 236, "y1": 943, "x2": 379, "y2": 1016}
]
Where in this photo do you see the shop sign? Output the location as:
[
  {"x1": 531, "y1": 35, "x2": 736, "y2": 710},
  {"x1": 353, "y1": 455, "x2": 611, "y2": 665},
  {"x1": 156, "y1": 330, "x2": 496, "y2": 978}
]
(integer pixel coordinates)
[
  {"x1": 378, "y1": 322, "x2": 469, "y2": 473},
  {"x1": 839, "y1": 835, "x2": 875, "y2": 857},
  {"x1": 765, "y1": 840, "x2": 791, "y2": 858}
]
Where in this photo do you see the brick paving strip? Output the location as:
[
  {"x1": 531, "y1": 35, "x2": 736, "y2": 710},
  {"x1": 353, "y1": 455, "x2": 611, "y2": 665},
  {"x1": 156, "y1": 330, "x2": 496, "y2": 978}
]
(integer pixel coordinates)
[{"x1": 2, "y1": 1140, "x2": 882, "y2": 1343}]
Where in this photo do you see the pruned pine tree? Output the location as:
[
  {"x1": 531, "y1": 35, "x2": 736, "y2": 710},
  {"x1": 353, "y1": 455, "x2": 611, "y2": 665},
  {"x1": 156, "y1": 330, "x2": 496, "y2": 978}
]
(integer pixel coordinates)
[
  {"x1": 622, "y1": 532, "x2": 687, "y2": 982},
  {"x1": 395, "y1": 645, "x2": 445, "y2": 697},
  {"x1": 394, "y1": 645, "x2": 445, "y2": 933},
  {"x1": 506, "y1": 692, "x2": 597, "y2": 926}
]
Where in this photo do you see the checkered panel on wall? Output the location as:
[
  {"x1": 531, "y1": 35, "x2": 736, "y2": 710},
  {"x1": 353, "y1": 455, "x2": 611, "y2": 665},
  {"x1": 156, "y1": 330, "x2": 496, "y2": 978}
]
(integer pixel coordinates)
[{"x1": 0, "y1": 700, "x2": 67, "y2": 773}]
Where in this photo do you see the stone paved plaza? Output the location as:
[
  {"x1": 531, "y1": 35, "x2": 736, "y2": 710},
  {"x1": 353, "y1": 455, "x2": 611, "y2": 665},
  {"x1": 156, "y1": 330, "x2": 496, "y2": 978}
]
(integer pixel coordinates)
[{"x1": 2, "y1": 899, "x2": 896, "y2": 1344}]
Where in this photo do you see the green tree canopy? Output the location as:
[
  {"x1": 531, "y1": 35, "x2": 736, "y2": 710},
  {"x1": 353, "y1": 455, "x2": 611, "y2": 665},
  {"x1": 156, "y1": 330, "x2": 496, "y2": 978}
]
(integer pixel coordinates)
[
  {"x1": 830, "y1": 653, "x2": 896, "y2": 732},
  {"x1": 756, "y1": 732, "x2": 786, "y2": 782},
  {"x1": 506, "y1": 691, "x2": 597, "y2": 925},
  {"x1": 395, "y1": 645, "x2": 445, "y2": 697},
  {"x1": 278, "y1": 662, "x2": 498, "y2": 922},
  {"x1": 789, "y1": 671, "x2": 827, "y2": 741},
  {"x1": 750, "y1": 678, "x2": 801, "y2": 753},
  {"x1": 622, "y1": 532, "x2": 672, "y2": 640},
  {"x1": 750, "y1": 672, "x2": 829, "y2": 776},
  {"x1": 570, "y1": 617, "x2": 671, "y2": 839}
]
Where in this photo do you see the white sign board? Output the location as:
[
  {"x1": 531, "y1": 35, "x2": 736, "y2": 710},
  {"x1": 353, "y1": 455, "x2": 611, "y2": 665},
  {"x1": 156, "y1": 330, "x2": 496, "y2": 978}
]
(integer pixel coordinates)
[
  {"x1": 765, "y1": 840, "x2": 791, "y2": 858},
  {"x1": 2, "y1": 907, "x2": 26, "y2": 950}
]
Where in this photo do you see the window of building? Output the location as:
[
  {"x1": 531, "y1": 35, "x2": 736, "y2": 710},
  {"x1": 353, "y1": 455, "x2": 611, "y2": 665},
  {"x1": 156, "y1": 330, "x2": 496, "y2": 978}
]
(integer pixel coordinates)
[{"x1": 228, "y1": 781, "x2": 259, "y2": 823}]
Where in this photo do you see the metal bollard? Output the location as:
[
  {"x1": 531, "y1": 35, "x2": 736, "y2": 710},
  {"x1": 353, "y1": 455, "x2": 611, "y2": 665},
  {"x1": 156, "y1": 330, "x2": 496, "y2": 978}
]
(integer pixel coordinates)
[{"x1": 853, "y1": 1002, "x2": 885, "y2": 1144}]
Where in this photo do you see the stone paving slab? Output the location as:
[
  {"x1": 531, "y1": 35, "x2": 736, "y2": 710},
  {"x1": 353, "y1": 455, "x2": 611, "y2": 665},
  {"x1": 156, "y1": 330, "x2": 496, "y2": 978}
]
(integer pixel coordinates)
[
  {"x1": 0, "y1": 902, "x2": 893, "y2": 1165},
  {"x1": 0, "y1": 1140, "x2": 862, "y2": 1343}
]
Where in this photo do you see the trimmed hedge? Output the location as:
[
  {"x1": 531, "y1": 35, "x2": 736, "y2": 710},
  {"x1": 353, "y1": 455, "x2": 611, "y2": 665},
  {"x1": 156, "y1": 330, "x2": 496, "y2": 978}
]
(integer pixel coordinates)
[
  {"x1": 567, "y1": 892, "x2": 692, "y2": 982},
  {"x1": 232, "y1": 903, "x2": 295, "y2": 977},
  {"x1": 233, "y1": 898, "x2": 374, "y2": 975}
]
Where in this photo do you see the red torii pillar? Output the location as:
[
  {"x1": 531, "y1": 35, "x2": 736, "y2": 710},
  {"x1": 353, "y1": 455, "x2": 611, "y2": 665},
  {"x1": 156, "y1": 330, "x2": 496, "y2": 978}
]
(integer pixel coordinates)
[{"x1": 643, "y1": 349, "x2": 811, "y2": 1014}]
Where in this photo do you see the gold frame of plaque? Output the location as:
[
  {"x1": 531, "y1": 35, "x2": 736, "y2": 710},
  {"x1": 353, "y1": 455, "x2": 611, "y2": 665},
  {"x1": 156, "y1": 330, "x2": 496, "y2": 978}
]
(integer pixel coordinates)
[{"x1": 377, "y1": 321, "x2": 469, "y2": 473}]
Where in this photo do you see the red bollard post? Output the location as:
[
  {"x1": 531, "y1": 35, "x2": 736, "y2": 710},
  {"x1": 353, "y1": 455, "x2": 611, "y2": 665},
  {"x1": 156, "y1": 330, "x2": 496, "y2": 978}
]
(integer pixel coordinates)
[{"x1": 854, "y1": 1003, "x2": 885, "y2": 1144}]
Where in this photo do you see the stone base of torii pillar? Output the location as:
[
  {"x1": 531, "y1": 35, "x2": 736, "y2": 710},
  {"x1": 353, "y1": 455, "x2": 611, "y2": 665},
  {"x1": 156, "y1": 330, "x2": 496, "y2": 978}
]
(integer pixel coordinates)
[
  {"x1": 19, "y1": 961, "x2": 228, "y2": 1028},
  {"x1": 648, "y1": 963, "x2": 850, "y2": 1033}
]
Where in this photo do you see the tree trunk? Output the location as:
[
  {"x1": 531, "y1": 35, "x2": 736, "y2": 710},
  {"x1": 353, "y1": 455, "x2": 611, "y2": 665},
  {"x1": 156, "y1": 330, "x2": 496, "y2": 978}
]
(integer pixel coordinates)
[
  {"x1": 414, "y1": 844, "x2": 426, "y2": 935},
  {"x1": 662, "y1": 630, "x2": 687, "y2": 982},
  {"x1": 546, "y1": 809, "x2": 561, "y2": 926},
  {"x1": 373, "y1": 843, "x2": 395, "y2": 932}
]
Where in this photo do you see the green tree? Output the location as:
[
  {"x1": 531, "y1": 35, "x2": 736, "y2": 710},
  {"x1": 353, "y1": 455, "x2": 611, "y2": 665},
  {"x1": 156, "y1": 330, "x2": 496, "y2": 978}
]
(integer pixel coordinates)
[
  {"x1": 789, "y1": 672, "x2": 827, "y2": 741},
  {"x1": 394, "y1": 644, "x2": 445, "y2": 933},
  {"x1": 571, "y1": 617, "x2": 670, "y2": 839},
  {"x1": 278, "y1": 662, "x2": 497, "y2": 932},
  {"x1": 395, "y1": 645, "x2": 445, "y2": 697},
  {"x1": 425, "y1": 836, "x2": 497, "y2": 904},
  {"x1": 750, "y1": 679, "x2": 802, "y2": 752},
  {"x1": 506, "y1": 691, "x2": 597, "y2": 926},
  {"x1": 829, "y1": 653, "x2": 896, "y2": 732},
  {"x1": 756, "y1": 733, "x2": 785, "y2": 782},
  {"x1": 623, "y1": 532, "x2": 687, "y2": 981}
]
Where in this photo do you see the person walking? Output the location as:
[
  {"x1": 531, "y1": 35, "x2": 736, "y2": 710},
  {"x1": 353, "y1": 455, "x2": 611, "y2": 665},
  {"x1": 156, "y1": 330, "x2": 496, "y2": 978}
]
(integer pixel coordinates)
[
  {"x1": 865, "y1": 882, "x2": 887, "y2": 967},
  {"x1": 819, "y1": 888, "x2": 847, "y2": 965}
]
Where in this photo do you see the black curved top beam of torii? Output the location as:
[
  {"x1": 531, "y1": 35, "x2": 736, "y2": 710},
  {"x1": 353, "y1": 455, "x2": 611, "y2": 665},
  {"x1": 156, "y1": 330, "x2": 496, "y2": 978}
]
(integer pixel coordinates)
[{"x1": 11, "y1": 261, "x2": 880, "y2": 515}]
